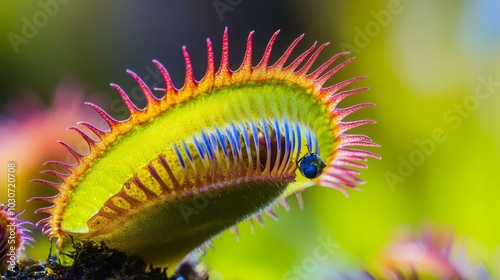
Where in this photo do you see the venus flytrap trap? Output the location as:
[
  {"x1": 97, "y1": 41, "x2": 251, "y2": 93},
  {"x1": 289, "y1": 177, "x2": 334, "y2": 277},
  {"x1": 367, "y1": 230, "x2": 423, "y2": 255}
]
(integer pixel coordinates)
[
  {"x1": 0, "y1": 205, "x2": 33, "y2": 274},
  {"x1": 30, "y1": 28, "x2": 379, "y2": 274}
]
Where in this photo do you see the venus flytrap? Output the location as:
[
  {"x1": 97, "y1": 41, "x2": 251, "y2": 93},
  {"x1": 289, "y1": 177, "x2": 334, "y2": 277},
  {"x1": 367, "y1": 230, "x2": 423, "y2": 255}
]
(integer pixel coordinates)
[
  {"x1": 30, "y1": 28, "x2": 379, "y2": 272},
  {"x1": 0, "y1": 205, "x2": 33, "y2": 274}
]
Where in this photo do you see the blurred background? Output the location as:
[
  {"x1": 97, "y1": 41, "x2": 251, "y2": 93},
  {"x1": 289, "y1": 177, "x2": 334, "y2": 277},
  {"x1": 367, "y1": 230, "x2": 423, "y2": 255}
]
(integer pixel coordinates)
[{"x1": 1, "y1": 0, "x2": 499, "y2": 279}]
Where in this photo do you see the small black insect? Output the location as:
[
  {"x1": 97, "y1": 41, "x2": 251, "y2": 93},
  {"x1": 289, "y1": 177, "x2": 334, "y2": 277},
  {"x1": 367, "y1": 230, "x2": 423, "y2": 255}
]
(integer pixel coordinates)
[{"x1": 298, "y1": 147, "x2": 327, "y2": 179}]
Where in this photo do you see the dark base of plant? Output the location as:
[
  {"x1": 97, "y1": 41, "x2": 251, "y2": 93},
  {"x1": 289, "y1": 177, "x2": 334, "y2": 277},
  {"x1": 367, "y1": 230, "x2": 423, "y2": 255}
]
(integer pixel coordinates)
[{"x1": 2, "y1": 241, "x2": 206, "y2": 280}]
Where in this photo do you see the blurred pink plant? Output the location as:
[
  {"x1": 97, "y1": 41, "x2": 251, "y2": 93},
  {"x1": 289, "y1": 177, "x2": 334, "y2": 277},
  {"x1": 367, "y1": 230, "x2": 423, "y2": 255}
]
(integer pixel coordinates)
[
  {"x1": 377, "y1": 225, "x2": 490, "y2": 279},
  {"x1": 341, "y1": 225, "x2": 491, "y2": 279},
  {"x1": 1, "y1": 80, "x2": 102, "y2": 170}
]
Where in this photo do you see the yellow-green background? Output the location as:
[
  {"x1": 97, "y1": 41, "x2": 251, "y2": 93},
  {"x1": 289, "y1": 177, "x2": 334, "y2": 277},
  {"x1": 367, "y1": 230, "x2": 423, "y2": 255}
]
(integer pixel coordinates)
[{"x1": 1, "y1": 1, "x2": 499, "y2": 279}]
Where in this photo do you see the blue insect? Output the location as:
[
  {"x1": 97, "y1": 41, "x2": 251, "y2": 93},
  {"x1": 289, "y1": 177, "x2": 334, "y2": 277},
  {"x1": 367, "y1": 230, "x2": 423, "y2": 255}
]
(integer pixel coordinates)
[{"x1": 297, "y1": 147, "x2": 327, "y2": 179}]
